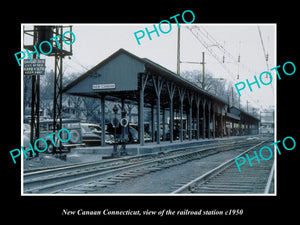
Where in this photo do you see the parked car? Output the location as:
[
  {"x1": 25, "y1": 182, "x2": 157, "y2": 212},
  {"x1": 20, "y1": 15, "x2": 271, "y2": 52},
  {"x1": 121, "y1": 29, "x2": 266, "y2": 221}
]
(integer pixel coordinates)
[
  {"x1": 80, "y1": 123, "x2": 114, "y2": 146},
  {"x1": 23, "y1": 119, "x2": 85, "y2": 153},
  {"x1": 128, "y1": 126, "x2": 138, "y2": 143},
  {"x1": 130, "y1": 124, "x2": 151, "y2": 142},
  {"x1": 23, "y1": 123, "x2": 30, "y2": 148}
]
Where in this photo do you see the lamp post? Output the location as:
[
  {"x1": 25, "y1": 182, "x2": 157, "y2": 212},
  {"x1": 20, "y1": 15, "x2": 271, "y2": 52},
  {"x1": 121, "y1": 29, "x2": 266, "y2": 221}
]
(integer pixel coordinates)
[{"x1": 112, "y1": 104, "x2": 119, "y2": 157}]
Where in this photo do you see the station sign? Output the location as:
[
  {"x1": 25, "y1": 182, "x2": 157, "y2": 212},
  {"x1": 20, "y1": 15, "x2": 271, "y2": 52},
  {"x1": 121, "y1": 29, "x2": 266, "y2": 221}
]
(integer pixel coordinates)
[
  {"x1": 23, "y1": 59, "x2": 46, "y2": 76},
  {"x1": 92, "y1": 83, "x2": 116, "y2": 90}
]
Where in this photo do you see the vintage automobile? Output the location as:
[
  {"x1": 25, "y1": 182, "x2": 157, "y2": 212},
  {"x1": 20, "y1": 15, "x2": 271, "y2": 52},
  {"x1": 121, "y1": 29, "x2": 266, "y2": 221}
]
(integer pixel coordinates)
[
  {"x1": 23, "y1": 119, "x2": 85, "y2": 153},
  {"x1": 80, "y1": 123, "x2": 114, "y2": 146}
]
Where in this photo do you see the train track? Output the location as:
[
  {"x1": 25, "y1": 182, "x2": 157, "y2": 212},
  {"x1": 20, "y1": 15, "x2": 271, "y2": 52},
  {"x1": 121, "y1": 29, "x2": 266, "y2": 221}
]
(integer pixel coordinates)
[
  {"x1": 172, "y1": 137, "x2": 275, "y2": 194},
  {"x1": 23, "y1": 136, "x2": 272, "y2": 194}
]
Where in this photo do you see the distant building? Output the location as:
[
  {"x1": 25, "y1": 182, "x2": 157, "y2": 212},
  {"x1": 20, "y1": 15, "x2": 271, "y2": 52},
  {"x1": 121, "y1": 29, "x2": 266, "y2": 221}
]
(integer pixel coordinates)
[{"x1": 260, "y1": 111, "x2": 274, "y2": 134}]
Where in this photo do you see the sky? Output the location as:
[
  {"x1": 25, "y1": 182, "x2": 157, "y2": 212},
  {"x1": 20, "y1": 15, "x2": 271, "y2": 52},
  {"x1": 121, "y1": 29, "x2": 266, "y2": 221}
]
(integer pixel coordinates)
[{"x1": 22, "y1": 23, "x2": 276, "y2": 112}]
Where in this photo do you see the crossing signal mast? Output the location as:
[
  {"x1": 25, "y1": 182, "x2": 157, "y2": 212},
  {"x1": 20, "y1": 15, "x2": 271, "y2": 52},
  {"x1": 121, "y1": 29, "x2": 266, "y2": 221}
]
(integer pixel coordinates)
[{"x1": 23, "y1": 25, "x2": 74, "y2": 156}]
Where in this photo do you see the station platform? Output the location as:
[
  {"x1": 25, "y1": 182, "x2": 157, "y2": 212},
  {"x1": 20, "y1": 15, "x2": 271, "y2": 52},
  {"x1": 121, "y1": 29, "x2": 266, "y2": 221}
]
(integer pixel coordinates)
[
  {"x1": 72, "y1": 135, "x2": 262, "y2": 157},
  {"x1": 23, "y1": 135, "x2": 268, "y2": 171}
]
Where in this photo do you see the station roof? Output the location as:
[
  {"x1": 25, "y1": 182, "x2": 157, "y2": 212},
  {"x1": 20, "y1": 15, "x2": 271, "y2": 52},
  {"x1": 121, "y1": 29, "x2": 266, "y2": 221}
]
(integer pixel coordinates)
[
  {"x1": 63, "y1": 48, "x2": 228, "y2": 108},
  {"x1": 230, "y1": 106, "x2": 260, "y2": 122}
]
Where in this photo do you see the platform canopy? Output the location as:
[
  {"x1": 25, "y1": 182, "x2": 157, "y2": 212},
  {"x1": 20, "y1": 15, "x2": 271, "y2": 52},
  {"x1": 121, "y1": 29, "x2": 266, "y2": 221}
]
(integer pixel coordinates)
[
  {"x1": 230, "y1": 106, "x2": 260, "y2": 123},
  {"x1": 63, "y1": 48, "x2": 227, "y2": 108},
  {"x1": 63, "y1": 48, "x2": 259, "y2": 146}
]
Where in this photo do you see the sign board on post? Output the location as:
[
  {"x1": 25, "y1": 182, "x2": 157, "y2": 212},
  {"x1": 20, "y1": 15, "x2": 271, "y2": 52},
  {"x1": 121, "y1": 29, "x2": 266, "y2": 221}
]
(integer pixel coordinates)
[{"x1": 24, "y1": 59, "x2": 46, "y2": 76}]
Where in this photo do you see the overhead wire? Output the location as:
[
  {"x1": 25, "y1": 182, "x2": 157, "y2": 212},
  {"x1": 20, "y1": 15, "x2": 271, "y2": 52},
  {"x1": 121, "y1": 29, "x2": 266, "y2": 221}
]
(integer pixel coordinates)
[
  {"x1": 71, "y1": 55, "x2": 91, "y2": 72},
  {"x1": 185, "y1": 25, "x2": 268, "y2": 112},
  {"x1": 257, "y1": 26, "x2": 269, "y2": 71},
  {"x1": 257, "y1": 26, "x2": 274, "y2": 94}
]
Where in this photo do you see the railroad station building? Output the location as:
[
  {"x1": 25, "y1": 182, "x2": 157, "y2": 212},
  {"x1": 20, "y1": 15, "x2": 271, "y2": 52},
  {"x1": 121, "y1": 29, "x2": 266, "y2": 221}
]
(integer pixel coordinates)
[{"x1": 63, "y1": 48, "x2": 259, "y2": 146}]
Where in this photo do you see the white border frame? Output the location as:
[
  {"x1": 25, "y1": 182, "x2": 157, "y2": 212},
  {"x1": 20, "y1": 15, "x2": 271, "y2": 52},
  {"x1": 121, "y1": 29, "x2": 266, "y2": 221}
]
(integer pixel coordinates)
[{"x1": 20, "y1": 23, "x2": 277, "y2": 196}]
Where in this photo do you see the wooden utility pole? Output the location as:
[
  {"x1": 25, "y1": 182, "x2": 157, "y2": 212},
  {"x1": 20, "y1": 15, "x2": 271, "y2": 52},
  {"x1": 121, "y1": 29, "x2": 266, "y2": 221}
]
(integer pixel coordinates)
[
  {"x1": 180, "y1": 51, "x2": 206, "y2": 89},
  {"x1": 246, "y1": 100, "x2": 249, "y2": 112},
  {"x1": 202, "y1": 52, "x2": 205, "y2": 89},
  {"x1": 29, "y1": 26, "x2": 40, "y2": 157},
  {"x1": 231, "y1": 86, "x2": 234, "y2": 107},
  {"x1": 177, "y1": 27, "x2": 180, "y2": 75}
]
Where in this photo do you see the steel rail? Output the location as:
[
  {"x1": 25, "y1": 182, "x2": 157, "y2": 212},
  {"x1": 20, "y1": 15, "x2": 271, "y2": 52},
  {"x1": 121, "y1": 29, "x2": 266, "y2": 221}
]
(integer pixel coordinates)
[
  {"x1": 24, "y1": 141, "x2": 244, "y2": 193},
  {"x1": 24, "y1": 137, "x2": 252, "y2": 180},
  {"x1": 172, "y1": 137, "x2": 274, "y2": 194},
  {"x1": 23, "y1": 137, "x2": 268, "y2": 194},
  {"x1": 56, "y1": 140, "x2": 264, "y2": 194},
  {"x1": 264, "y1": 161, "x2": 275, "y2": 194}
]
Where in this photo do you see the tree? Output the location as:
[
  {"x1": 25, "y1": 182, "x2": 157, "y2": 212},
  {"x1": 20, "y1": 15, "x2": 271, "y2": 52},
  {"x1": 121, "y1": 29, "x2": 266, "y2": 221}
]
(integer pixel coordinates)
[
  {"x1": 81, "y1": 97, "x2": 100, "y2": 122},
  {"x1": 181, "y1": 69, "x2": 240, "y2": 108}
]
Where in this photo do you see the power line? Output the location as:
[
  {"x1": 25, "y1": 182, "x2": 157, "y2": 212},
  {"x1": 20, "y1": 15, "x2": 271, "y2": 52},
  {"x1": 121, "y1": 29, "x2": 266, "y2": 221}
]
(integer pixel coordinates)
[
  {"x1": 71, "y1": 55, "x2": 91, "y2": 72},
  {"x1": 197, "y1": 26, "x2": 256, "y2": 75},
  {"x1": 185, "y1": 25, "x2": 268, "y2": 112},
  {"x1": 257, "y1": 26, "x2": 274, "y2": 94},
  {"x1": 257, "y1": 26, "x2": 269, "y2": 71}
]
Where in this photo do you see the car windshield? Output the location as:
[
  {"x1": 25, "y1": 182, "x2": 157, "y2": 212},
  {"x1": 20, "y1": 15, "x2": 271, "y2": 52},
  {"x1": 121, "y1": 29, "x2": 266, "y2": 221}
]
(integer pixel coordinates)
[
  {"x1": 88, "y1": 125, "x2": 101, "y2": 132},
  {"x1": 81, "y1": 124, "x2": 101, "y2": 133}
]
